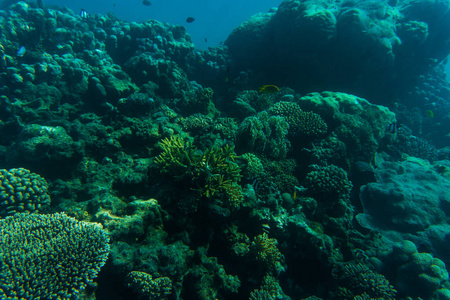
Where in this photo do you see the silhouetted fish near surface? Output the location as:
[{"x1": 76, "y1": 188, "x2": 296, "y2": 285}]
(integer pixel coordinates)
[
  {"x1": 80, "y1": 9, "x2": 88, "y2": 18},
  {"x1": 142, "y1": 0, "x2": 151, "y2": 6},
  {"x1": 186, "y1": 17, "x2": 195, "y2": 23}
]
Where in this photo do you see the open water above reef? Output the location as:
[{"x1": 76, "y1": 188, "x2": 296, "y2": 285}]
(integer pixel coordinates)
[{"x1": 0, "y1": 0, "x2": 450, "y2": 299}]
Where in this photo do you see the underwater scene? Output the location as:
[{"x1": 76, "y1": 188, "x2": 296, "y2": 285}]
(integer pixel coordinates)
[{"x1": 1, "y1": 0, "x2": 450, "y2": 299}]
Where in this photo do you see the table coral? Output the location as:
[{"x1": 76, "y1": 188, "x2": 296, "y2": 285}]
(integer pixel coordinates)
[{"x1": 0, "y1": 213, "x2": 109, "y2": 299}]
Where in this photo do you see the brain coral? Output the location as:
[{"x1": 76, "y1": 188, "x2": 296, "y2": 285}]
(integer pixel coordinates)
[
  {"x1": 0, "y1": 213, "x2": 110, "y2": 299},
  {"x1": 0, "y1": 168, "x2": 51, "y2": 217},
  {"x1": 269, "y1": 101, "x2": 327, "y2": 138}
]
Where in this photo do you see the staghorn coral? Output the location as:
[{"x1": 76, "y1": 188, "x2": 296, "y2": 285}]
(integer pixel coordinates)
[
  {"x1": 269, "y1": 101, "x2": 327, "y2": 138},
  {"x1": 155, "y1": 135, "x2": 243, "y2": 207},
  {"x1": 126, "y1": 271, "x2": 172, "y2": 300},
  {"x1": 333, "y1": 262, "x2": 397, "y2": 299},
  {"x1": 0, "y1": 213, "x2": 109, "y2": 299},
  {"x1": 0, "y1": 168, "x2": 51, "y2": 217}
]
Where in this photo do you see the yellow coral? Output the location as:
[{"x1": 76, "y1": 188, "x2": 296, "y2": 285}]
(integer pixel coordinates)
[{"x1": 251, "y1": 233, "x2": 285, "y2": 274}]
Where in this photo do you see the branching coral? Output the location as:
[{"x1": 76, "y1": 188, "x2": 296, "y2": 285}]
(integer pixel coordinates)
[
  {"x1": 126, "y1": 271, "x2": 172, "y2": 300},
  {"x1": 155, "y1": 135, "x2": 243, "y2": 207},
  {"x1": 305, "y1": 164, "x2": 352, "y2": 201},
  {"x1": 333, "y1": 262, "x2": 397, "y2": 299},
  {"x1": 251, "y1": 233, "x2": 285, "y2": 275},
  {"x1": 269, "y1": 101, "x2": 327, "y2": 138}
]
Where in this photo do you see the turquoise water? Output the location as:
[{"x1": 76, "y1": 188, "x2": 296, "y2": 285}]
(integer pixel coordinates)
[{"x1": 40, "y1": 0, "x2": 282, "y2": 49}]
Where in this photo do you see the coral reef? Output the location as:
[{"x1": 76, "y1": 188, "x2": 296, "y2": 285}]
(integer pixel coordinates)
[
  {"x1": 225, "y1": 0, "x2": 450, "y2": 101},
  {"x1": 0, "y1": 0, "x2": 448, "y2": 299},
  {"x1": 0, "y1": 213, "x2": 109, "y2": 299},
  {"x1": 0, "y1": 167, "x2": 50, "y2": 216}
]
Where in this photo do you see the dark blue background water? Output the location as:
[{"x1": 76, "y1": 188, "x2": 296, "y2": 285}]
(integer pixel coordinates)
[{"x1": 42, "y1": 0, "x2": 282, "y2": 50}]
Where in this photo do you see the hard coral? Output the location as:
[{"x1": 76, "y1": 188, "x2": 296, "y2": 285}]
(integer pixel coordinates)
[
  {"x1": 0, "y1": 213, "x2": 109, "y2": 299},
  {"x1": 126, "y1": 271, "x2": 172, "y2": 300},
  {"x1": 155, "y1": 135, "x2": 242, "y2": 208},
  {"x1": 0, "y1": 168, "x2": 51, "y2": 217},
  {"x1": 269, "y1": 101, "x2": 327, "y2": 138}
]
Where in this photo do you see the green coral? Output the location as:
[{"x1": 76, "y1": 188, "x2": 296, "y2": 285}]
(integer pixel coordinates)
[
  {"x1": 126, "y1": 271, "x2": 172, "y2": 300},
  {"x1": 0, "y1": 213, "x2": 109, "y2": 299},
  {"x1": 334, "y1": 262, "x2": 397, "y2": 300},
  {"x1": 155, "y1": 135, "x2": 243, "y2": 207},
  {"x1": 241, "y1": 153, "x2": 265, "y2": 179},
  {"x1": 305, "y1": 164, "x2": 353, "y2": 201},
  {"x1": 269, "y1": 101, "x2": 327, "y2": 138},
  {"x1": 236, "y1": 111, "x2": 290, "y2": 159},
  {"x1": 0, "y1": 168, "x2": 51, "y2": 217}
]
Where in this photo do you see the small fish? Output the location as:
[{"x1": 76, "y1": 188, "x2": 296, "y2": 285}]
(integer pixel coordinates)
[
  {"x1": 186, "y1": 17, "x2": 195, "y2": 23},
  {"x1": 292, "y1": 189, "x2": 297, "y2": 200},
  {"x1": 142, "y1": 0, "x2": 151, "y2": 6},
  {"x1": 425, "y1": 110, "x2": 435, "y2": 118},
  {"x1": 16, "y1": 46, "x2": 26, "y2": 57},
  {"x1": 80, "y1": 9, "x2": 88, "y2": 19},
  {"x1": 252, "y1": 178, "x2": 259, "y2": 191},
  {"x1": 204, "y1": 37, "x2": 207, "y2": 43},
  {"x1": 387, "y1": 122, "x2": 398, "y2": 134},
  {"x1": 259, "y1": 84, "x2": 280, "y2": 94},
  {"x1": 262, "y1": 224, "x2": 270, "y2": 233}
]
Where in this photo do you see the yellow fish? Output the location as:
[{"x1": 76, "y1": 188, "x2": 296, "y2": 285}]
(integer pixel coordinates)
[{"x1": 259, "y1": 85, "x2": 280, "y2": 94}]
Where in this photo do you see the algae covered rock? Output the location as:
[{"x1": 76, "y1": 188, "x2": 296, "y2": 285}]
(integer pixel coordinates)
[
  {"x1": 6, "y1": 124, "x2": 83, "y2": 175},
  {"x1": 357, "y1": 159, "x2": 450, "y2": 232}
]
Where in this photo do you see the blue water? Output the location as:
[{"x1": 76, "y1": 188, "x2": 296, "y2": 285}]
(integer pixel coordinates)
[{"x1": 42, "y1": 0, "x2": 282, "y2": 49}]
